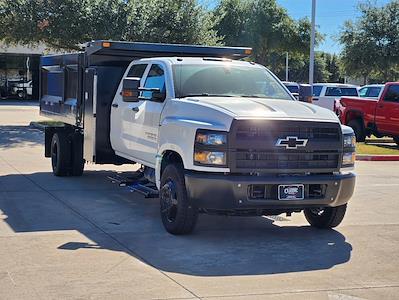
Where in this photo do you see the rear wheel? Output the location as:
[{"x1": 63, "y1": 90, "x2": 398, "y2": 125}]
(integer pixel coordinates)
[
  {"x1": 304, "y1": 204, "x2": 347, "y2": 229},
  {"x1": 348, "y1": 119, "x2": 365, "y2": 142},
  {"x1": 51, "y1": 132, "x2": 71, "y2": 176},
  {"x1": 160, "y1": 164, "x2": 198, "y2": 235}
]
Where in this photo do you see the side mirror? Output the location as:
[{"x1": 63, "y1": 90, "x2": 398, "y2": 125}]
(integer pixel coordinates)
[
  {"x1": 299, "y1": 84, "x2": 313, "y2": 103},
  {"x1": 291, "y1": 92, "x2": 299, "y2": 100},
  {"x1": 122, "y1": 77, "x2": 140, "y2": 102},
  {"x1": 152, "y1": 90, "x2": 166, "y2": 102}
]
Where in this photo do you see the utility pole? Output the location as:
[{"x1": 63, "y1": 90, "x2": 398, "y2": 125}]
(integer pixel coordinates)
[
  {"x1": 309, "y1": 0, "x2": 316, "y2": 85},
  {"x1": 285, "y1": 52, "x2": 289, "y2": 81}
]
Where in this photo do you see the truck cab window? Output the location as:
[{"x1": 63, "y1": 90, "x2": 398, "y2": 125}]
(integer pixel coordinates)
[
  {"x1": 312, "y1": 86, "x2": 322, "y2": 97},
  {"x1": 384, "y1": 85, "x2": 399, "y2": 102},
  {"x1": 358, "y1": 87, "x2": 368, "y2": 97},
  {"x1": 142, "y1": 64, "x2": 165, "y2": 99},
  {"x1": 127, "y1": 64, "x2": 147, "y2": 77}
]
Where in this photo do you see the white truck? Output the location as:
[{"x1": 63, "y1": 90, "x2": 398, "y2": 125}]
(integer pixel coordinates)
[
  {"x1": 312, "y1": 83, "x2": 359, "y2": 111},
  {"x1": 40, "y1": 41, "x2": 356, "y2": 234}
]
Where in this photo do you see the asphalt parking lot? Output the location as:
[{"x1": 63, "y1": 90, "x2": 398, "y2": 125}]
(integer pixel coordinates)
[{"x1": 1, "y1": 102, "x2": 399, "y2": 300}]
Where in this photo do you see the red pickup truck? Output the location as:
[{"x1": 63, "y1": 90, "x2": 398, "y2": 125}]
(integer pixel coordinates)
[{"x1": 336, "y1": 82, "x2": 399, "y2": 144}]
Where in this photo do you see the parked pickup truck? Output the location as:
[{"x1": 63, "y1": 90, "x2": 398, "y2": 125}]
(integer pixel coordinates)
[
  {"x1": 337, "y1": 82, "x2": 399, "y2": 143},
  {"x1": 40, "y1": 41, "x2": 356, "y2": 235}
]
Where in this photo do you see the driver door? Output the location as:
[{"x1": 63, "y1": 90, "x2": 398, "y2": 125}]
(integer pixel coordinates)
[
  {"x1": 129, "y1": 63, "x2": 168, "y2": 167},
  {"x1": 110, "y1": 63, "x2": 148, "y2": 158},
  {"x1": 375, "y1": 85, "x2": 399, "y2": 135}
]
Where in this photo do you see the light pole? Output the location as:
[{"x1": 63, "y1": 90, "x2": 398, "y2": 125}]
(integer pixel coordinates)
[
  {"x1": 285, "y1": 52, "x2": 289, "y2": 81},
  {"x1": 309, "y1": 0, "x2": 316, "y2": 85}
]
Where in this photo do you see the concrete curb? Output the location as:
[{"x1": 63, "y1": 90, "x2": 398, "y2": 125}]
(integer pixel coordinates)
[
  {"x1": 356, "y1": 155, "x2": 399, "y2": 161},
  {"x1": 365, "y1": 139, "x2": 395, "y2": 144}
]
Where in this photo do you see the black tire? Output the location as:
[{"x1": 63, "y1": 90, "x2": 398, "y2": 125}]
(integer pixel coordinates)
[
  {"x1": 304, "y1": 204, "x2": 347, "y2": 229},
  {"x1": 160, "y1": 163, "x2": 198, "y2": 235},
  {"x1": 348, "y1": 119, "x2": 365, "y2": 142},
  {"x1": 51, "y1": 132, "x2": 72, "y2": 176},
  {"x1": 70, "y1": 133, "x2": 85, "y2": 176},
  {"x1": 393, "y1": 136, "x2": 399, "y2": 147}
]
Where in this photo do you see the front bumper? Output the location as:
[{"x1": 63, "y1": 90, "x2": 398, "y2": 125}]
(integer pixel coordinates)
[{"x1": 185, "y1": 172, "x2": 356, "y2": 211}]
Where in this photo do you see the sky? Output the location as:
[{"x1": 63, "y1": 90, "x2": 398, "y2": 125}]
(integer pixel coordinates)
[{"x1": 276, "y1": 0, "x2": 391, "y2": 54}]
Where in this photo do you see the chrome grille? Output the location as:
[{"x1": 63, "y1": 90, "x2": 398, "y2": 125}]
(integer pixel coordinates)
[{"x1": 229, "y1": 120, "x2": 342, "y2": 173}]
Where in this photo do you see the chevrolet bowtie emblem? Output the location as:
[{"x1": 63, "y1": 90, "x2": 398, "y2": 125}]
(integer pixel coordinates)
[{"x1": 275, "y1": 136, "x2": 308, "y2": 149}]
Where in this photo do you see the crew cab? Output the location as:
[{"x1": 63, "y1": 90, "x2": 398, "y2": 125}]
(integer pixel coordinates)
[
  {"x1": 337, "y1": 82, "x2": 399, "y2": 143},
  {"x1": 312, "y1": 83, "x2": 359, "y2": 111},
  {"x1": 40, "y1": 41, "x2": 356, "y2": 235}
]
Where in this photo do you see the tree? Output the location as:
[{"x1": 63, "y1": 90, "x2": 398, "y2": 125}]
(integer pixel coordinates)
[
  {"x1": 214, "y1": 0, "x2": 323, "y2": 78},
  {"x1": 0, "y1": 0, "x2": 219, "y2": 51},
  {"x1": 339, "y1": 1, "x2": 399, "y2": 83},
  {"x1": 125, "y1": 0, "x2": 219, "y2": 45}
]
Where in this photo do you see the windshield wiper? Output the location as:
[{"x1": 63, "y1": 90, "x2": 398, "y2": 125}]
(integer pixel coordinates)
[{"x1": 180, "y1": 93, "x2": 234, "y2": 98}]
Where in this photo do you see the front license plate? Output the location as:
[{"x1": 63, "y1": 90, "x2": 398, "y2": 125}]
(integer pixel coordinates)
[{"x1": 278, "y1": 184, "x2": 304, "y2": 200}]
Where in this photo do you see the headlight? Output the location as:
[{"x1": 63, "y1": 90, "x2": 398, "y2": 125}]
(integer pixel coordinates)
[
  {"x1": 343, "y1": 134, "x2": 356, "y2": 148},
  {"x1": 195, "y1": 130, "x2": 227, "y2": 145},
  {"x1": 194, "y1": 130, "x2": 228, "y2": 166},
  {"x1": 194, "y1": 151, "x2": 226, "y2": 166},
  {"x1": 341, "y1": 133, "x2": 356, "y2": 168},
  {"x1": 342, "y1": 152, "x2": 356, "y2": 166}
]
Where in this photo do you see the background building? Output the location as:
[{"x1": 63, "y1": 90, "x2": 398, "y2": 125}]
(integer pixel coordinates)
[{"x1": 0, "y1": 43, "x2": 47, "y2": 100}]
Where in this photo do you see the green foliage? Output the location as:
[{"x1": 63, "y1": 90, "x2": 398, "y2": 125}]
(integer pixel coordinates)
[
  {"x1": 125, "y1": 0, "x2": 219, "y2": 45},
  {"x1": 340, "y1": 1, "x2": 399, "y2": 83},
  {"x1": 214, "y1": 0, "x2": 326, "y2": 81},
  {"x1": 0, "y1": 0, "x2": 219, "y2": 50},
  {"x1": 274, "y1": 52, "x2": 340, "y2": 83}
]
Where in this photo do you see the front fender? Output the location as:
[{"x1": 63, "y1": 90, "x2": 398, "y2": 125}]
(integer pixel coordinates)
[{"x1": 156, "y1": 117, "x2": 230, "y2": 189}]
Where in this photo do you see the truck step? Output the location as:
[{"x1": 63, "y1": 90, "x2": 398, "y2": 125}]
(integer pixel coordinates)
[
  {"x1": 107, "y1": 172, "x2": 146, "y2": 187},
  {"x1": 128, "y1": 183, "x2": 159, "y2": 198}
]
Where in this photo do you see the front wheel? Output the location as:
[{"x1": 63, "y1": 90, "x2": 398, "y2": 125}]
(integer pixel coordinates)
[
  {"x1": 160, "y1": 164, "x2": 198, "y2": 235},
  {"x1": 304, "y1": 204, "x2": 347, "y2": 229},
  {"x1": 348, "y1": 119, "x2": 365, "y2": 142}
]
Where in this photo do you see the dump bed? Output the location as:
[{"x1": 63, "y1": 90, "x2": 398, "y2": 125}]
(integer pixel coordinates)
[{"x1": 39, "y1": 40, "x2": 252, "y2": 163}]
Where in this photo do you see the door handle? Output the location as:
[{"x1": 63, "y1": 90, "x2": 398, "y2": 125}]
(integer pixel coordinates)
[
  {"x1": 131, "y1": 107, "x2": 139, "y2": 112},
  {"x1": 111, "y1": 103, "x2": 118, "y2": 108},
  {"x1": 378, "y1": 104, "x2": 384, "y2": 108},
  {"x1": 313, "y1": 97, "x2": 319, "y2": 101}
]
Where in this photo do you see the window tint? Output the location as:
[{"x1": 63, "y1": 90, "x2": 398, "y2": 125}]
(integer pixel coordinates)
[
  {"x1": 142, "y1": 64, "x2": 165, "y2": 99},
  {"x1": 313, "y1": 86, "x2": 322, "y2": 97},
  {"x1": 368, "y1": 87, "x2": 381, "y2": 98},
  {"x1": 384, "y1": 85, "x2": 399, "y2": 102},
  {"x1": 127, "y1": 64, "x2": 147, "y2": 77},
  {"x1": 286, "y1": 85, "x2": 299, "y2": 93},
  {"x1": 359, "y1": 87, "x2": 368, "y2": 97},
  {"x1": 325, "y1": 87, "x2": 358, "y2": 97}
]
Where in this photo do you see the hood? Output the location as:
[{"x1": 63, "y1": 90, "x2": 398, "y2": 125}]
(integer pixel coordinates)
[{"x1": 186, "y1": 97, "x2": 339, "y2": 122}]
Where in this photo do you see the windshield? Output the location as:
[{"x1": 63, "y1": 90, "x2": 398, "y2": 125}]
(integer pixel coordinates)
[
  {"x1": 325, "y1": 87, "x2": 358, "y2": 97},
  {"x1": 172, "y1": 64, "x2": 292, "y2": 101}
]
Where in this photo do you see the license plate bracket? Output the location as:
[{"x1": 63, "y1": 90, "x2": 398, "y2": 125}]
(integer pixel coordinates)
[{"x1": 278, "y1": 184, "x2": 304, "y2": 200}]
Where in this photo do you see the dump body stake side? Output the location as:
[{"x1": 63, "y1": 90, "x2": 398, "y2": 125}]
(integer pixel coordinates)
[{"x1": 40, "y1": 40, "x2": 356, "y2": 235}]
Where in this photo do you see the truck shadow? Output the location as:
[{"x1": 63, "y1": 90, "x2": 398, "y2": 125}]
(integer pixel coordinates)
[
  {"x1": 0, "y1": 170, "x2": 352, "y2": 277},
  {"x1": 0, "y1": 125, "x2": 43, "y2": 149}
]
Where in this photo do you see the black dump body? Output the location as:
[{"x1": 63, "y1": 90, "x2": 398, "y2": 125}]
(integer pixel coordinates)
[{"x1": 39, "y1": 40, "x2": 251, "y2": 164}]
